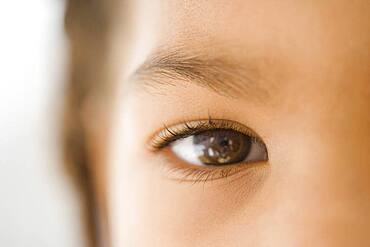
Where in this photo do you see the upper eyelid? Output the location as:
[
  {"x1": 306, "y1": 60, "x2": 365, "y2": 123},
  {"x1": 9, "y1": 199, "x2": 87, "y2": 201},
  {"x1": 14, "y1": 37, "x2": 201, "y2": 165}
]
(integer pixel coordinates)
[{"x1": 148, "y1": 118, "x2": 264, "y2": 150}]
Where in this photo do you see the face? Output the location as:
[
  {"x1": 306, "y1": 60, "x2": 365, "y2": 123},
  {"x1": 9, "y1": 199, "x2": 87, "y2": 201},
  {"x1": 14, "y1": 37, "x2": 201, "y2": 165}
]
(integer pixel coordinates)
[{"x1": 106, "y1": 0, "x2": 370, "y2": 246}]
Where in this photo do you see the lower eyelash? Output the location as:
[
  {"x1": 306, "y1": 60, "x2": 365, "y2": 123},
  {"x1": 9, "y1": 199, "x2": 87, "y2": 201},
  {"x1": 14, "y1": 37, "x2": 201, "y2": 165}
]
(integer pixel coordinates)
[
  {"x1": 166, "y1": 166, "x2": 241, "y2": 183},
  {"x1": 160, "y1": 154, "x2": 267, "y2": 184}
]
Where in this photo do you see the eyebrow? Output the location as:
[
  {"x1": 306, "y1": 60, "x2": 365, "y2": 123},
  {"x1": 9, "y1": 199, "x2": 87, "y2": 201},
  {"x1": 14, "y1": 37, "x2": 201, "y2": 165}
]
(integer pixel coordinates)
[{"x1": 131, "y1": 48, "x2": 270, "y2": 101}]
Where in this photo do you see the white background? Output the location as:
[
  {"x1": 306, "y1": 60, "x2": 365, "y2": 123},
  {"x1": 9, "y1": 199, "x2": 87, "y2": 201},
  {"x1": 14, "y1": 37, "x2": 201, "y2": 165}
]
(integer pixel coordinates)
[{"x1": 0, "y1": 1, "x2": 85, "y2": 246}]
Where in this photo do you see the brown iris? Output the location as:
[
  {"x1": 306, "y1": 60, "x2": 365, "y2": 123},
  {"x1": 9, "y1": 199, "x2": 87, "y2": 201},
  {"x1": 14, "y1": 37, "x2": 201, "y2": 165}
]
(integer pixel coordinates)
[{"x1": 193, "y1": 129, "x2": 252, "y2": 166}]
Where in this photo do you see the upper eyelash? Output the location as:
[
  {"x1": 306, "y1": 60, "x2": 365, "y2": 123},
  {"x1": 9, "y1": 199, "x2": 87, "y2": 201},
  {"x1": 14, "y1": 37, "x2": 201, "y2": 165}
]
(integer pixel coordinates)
[{"x1": 149, "y1": 117, "x2": 262, "y2": 150}]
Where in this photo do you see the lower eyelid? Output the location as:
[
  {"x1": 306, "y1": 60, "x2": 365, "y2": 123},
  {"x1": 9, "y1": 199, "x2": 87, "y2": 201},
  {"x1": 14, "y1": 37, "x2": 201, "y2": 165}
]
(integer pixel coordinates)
[{"x1": 158, "y1": 147, "x2": 269, "y2": 183}]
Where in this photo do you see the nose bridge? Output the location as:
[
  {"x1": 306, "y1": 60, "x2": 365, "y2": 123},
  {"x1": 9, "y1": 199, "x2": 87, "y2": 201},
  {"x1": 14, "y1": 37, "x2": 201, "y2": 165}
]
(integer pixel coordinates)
[
  {"x1": 313, "y1": 88, "x2": 370, "y2": 189},
  {"x1": 282, "y1": 143, "x2": 368, "y2": 213},
  {"x1": 267, "y1": 97, "x2": 370, "y2": 245},
  {"x1": 264, "y1": 135, "x2": 370, "y2": 246},
  {"x1": 277, "y1": 77, "x2": 370, "y2": 193},
  {"x1": 281, "y1": 102, "x2": 370, "y2": 206}
]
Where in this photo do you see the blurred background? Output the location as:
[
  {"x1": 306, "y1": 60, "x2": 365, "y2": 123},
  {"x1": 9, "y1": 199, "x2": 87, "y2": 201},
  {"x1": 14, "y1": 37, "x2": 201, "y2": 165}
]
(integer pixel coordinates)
[{"x1": 0, "y1": 1, "x2": 85, "y2": 246}]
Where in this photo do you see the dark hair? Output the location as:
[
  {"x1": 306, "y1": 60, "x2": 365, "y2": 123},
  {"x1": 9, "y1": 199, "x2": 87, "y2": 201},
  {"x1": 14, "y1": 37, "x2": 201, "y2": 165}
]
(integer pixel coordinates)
[{"x1": 63, "y1": 1, "x2": 117, "y2": 246}]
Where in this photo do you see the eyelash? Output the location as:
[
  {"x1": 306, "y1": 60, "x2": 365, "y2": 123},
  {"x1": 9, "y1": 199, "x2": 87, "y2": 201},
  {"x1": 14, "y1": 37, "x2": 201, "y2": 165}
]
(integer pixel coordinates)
[
  {"x1": 149, "y1": 118, "x2": 261, "y2": 149},
  {"x1": 149, "y1": 118, "x2": 267, "y2": 183},
  {"x1": 158, "y1": 160, "x2": 265, "y2": 183}
]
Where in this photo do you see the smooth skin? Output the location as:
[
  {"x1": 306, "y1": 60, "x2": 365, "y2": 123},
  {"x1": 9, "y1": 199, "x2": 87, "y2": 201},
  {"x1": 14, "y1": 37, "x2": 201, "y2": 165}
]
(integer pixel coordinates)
[{"x1": 107, "y1": 1, "x2": 370, "y2": 246}]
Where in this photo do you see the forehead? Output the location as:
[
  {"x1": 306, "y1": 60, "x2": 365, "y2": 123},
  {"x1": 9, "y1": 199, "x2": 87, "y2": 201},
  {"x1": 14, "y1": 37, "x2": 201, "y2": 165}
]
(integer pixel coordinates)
[
  {"x1": 130, "y1": 0, "x2": 369, "y2": 74},
  {"x1": 128, "y1": 0, "x2": 369, "y2": 94},
  {"x1": 135, "y1": 0, "x2": 368, "y2": 50}
]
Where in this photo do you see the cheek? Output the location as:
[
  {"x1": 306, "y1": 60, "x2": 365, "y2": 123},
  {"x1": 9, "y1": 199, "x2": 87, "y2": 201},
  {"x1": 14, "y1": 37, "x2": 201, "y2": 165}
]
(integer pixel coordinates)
[{"x1": 110, "y1": 144, "x2": 271, "y2": 246}]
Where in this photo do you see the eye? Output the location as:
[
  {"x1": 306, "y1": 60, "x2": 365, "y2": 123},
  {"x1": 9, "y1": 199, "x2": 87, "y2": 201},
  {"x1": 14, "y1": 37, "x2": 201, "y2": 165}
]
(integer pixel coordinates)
[
  {"x1": 170, "y1": 129, "x2": 267, "y2": 167},
  {"x1": 150, "y1": 119, "x2": 268, "y2": 171}
]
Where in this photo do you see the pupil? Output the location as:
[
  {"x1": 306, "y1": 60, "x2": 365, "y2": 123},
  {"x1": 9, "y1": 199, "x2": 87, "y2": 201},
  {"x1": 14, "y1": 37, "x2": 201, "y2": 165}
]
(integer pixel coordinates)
[{"x1": 219, "y1": 138, "x2": 230, "y2": 148}]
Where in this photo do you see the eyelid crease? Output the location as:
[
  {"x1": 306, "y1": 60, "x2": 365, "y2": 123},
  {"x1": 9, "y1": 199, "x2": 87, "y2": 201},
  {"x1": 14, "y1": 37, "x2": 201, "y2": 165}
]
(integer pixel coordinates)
[{"x1": 148, "y1": 118, "x2": 264, "y2": 150}]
